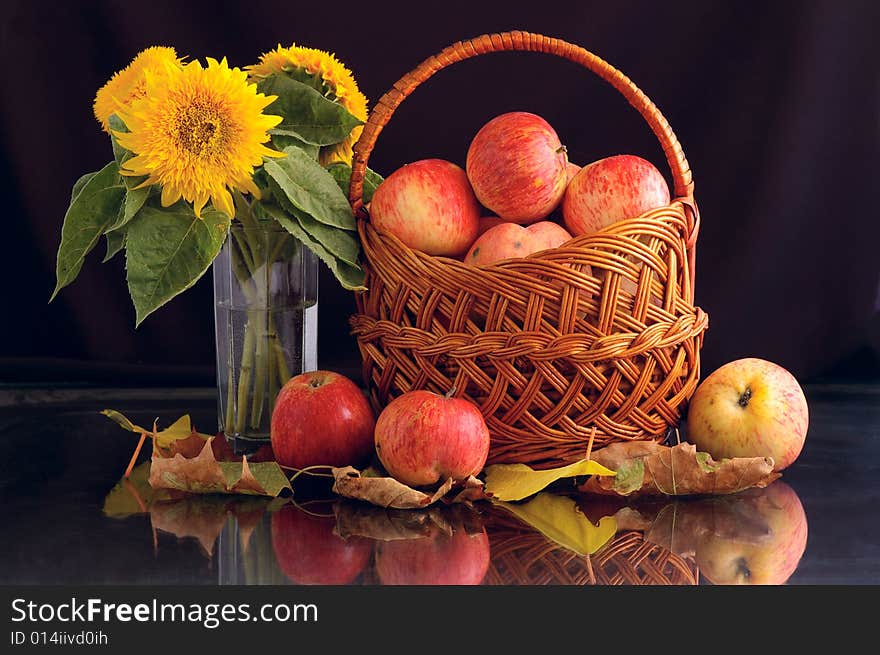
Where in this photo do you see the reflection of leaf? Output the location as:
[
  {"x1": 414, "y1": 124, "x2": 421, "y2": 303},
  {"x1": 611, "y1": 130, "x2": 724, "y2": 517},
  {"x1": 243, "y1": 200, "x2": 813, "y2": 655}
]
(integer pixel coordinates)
[
  {"x1": 484, "y1": 459, "x2": 615, "y2": 501},
  {"x1": 333, "y1": 502, "x2": 483, "y2": 542},
  {"x1": 493, "y1": 493, "x2": 617, "y2": 557},
  {"x1": 102, "y1": 465, "x2": 279, "y2": 557},
  {"x1": 102, "y1": 462, "x2": 155, "y2": 518},
  {"x1": 580, "y1": 442, "x2": 780, "y2": 497},
  {"x1": 149, "y1": 496, "x2": 230, "y2": 557},
  {"x1": 331, "y1": 466, "x2": 484, "y2": 509}
]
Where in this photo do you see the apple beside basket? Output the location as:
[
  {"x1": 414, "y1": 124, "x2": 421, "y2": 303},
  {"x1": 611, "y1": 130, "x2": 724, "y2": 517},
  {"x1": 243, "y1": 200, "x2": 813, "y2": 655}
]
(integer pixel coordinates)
[{"x1": 347, "y1": 31, "x2": 709, "y2": 469}]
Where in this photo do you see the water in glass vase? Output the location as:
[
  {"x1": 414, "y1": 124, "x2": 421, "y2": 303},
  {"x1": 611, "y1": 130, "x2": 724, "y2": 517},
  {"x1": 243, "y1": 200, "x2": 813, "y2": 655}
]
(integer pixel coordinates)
[
  {"x1": 215, "y1": 301, "x2": 318, "y2": 441},
  {"x1": 213, "y1": 222, "x2": 319, "y2": 443}
]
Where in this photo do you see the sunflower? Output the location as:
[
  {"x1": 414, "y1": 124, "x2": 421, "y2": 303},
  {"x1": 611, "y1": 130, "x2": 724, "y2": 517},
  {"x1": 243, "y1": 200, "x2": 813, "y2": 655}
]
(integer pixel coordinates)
[
  {"x1": 93, "y1": 46, "x2": 182, "y2": 133},
  {"x1": 247, "y1": 44, "x2": 368, "y2": 165},
  {"x1": 113, "y1": 57, "x2": 284, "y2": 218}
]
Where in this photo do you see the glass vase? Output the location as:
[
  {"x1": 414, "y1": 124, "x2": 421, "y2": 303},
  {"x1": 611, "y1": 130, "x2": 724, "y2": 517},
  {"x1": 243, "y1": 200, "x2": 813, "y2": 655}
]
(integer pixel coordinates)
[{"x1": 213, "y1": 221, "x2": 318, "y2": 442}]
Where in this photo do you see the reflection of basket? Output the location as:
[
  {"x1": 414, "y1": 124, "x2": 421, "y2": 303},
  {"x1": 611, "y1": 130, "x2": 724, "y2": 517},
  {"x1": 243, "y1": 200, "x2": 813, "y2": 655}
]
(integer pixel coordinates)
[
  {"x1": 349, "y1": 32, "x2": 708, "y2": 468},
  {"x1": 483, "y1": 511, "x2": 697, "y2": 586}
]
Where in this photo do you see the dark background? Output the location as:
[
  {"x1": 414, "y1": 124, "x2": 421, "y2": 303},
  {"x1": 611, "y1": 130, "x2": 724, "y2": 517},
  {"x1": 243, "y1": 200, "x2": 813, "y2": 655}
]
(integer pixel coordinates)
[{"x1": 1, "y1": 0, "x2": 878, "y2": 387}]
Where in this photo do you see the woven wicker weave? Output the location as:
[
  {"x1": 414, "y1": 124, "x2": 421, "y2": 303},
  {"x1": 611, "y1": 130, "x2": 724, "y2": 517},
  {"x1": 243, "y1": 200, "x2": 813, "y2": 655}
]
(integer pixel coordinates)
[
  {"x1": 349, "y1": 31, "x2": 708, "y2": 468},
  {"x1": 484, "y1": 521, "x2": 698, "y2": 586}
]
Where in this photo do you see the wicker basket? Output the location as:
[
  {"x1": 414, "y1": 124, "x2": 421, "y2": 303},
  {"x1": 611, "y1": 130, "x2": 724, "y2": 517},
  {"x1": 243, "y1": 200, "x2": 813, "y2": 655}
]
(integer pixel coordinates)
[{"x1": 349, "y1": 31, "x2": 708, "y2": 468}]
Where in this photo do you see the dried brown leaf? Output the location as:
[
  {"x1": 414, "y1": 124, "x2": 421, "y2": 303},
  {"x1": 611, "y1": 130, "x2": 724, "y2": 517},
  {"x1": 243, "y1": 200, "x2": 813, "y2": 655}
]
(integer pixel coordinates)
[
  {"x1": 331, "y1": 467, "x2": 485, "y2": 509},
  {"x1": 579, "y1": 441, "x2": 780, "y2": 497}
]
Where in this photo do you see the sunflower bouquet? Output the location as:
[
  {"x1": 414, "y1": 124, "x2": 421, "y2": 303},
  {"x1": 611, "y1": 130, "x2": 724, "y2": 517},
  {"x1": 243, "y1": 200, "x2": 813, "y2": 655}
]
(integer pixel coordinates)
[{"x1": 51, "y1": 44, "x2": 381, "y2": 439}]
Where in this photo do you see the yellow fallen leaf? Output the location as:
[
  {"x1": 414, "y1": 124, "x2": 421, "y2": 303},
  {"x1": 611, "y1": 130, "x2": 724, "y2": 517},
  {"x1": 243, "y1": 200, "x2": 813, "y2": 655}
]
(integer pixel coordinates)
[
  {"x1": 493, "y1": 493, "x2": 618, "y2": 556},
  {"x1": 484, "y1": 459, "x2": 616, "y2": 501}
]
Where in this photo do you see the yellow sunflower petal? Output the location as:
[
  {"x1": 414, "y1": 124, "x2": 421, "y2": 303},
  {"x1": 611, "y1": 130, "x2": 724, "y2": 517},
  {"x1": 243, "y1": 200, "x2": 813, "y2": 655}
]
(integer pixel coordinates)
[
  {"x1": 93, "y1": 46, "x2": 183, "y2": 133},
  {"x1": 116, "y1": 57, "x2": 283, "y2": 219}
]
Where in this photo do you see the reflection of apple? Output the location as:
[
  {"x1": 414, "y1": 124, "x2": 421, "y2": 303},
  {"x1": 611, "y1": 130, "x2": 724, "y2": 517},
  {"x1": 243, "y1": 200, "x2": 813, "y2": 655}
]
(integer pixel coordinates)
[
  {"x1": 374, "y1": 390, "x2": 490, "y2": 487},
  {"x1": 687, "y1": 358, "x2": 809, "y2": 471},
  {"x1": 375, "y1": 524, "x2": 490, "y2": 585},
  {"x1": 271, "y1": 505, "x2": 372, "y2": 585},
  {"x1": 270, "y1": 370, "x2": 376, "y2": 470},
  {"x1": 696, "y1": 482, "x2": 808, "y2": 585},
  {"x1": 370, "y1": 158, "x2": 480, "y2": 256},
  {"x1": 562, "y1": 154, "x2": 670, "y2": 236},
  {"x1": 466, "y1": 112, "x2": 568, "y2": 224},
  {"x1": 465, "y1": 221, "x2": 572, "y2": 266}
]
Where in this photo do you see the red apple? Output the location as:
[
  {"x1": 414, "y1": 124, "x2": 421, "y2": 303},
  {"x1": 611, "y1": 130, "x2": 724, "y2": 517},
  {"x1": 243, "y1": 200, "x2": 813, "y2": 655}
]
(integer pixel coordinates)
[
  {"x1": 369, "y1": 158, "x2": 480, "y2": 256},
  {"x1": 466, "y1": 112, "x2": 568, "y2": 224},
  {"x1": 562, "y1": 154, "x2": 670, "y2": 236},
  {"x1": 375, "y1": 524, "x2": 490, "y2": 585},
  {"x1": 686, "y1": 358, "x2": 809, "y2": 471},
  {"x1": 465, "y1": 221, "x2": 572, "y2": 267},
  {"x1": 565, "y1": 162, "x2": 581, "y2": 183},
  {"x1": 271, "y1": 504, "x2": 372, "y2": 585},
  {"x1": 475, "y1": 215, "x2": 505, "y2": 238},
  {"x1": 270, "y1": 370, "x2": 375, "y2": 470},
  {"x1": 374, "y1": 390, "x2": 490, "y2": 487}
]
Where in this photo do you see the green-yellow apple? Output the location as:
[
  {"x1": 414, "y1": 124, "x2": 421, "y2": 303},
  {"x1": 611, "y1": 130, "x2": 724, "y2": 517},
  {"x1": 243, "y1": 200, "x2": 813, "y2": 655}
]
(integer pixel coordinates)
[
  {"x1": 562, "y1": 154, "x2": 670, "y2": 236},
  {"x1": 695, "y1": 482, "x2": 808, "y2": 585},
  {"x1": 686, "y1": 357, "x2": 808, "y2": 471},
  {"x1": 464, "y1": 221, "x2": 572, "y2": 266},
  {"x1": 374, "y1": 390, "x2": 490, "y2": 487},
  {"x1": 370, "y1": 159, "x2": 480, "y2": 256},
  {"x1": 466, "y1": 112, "x2": 568, "y2": 224}
]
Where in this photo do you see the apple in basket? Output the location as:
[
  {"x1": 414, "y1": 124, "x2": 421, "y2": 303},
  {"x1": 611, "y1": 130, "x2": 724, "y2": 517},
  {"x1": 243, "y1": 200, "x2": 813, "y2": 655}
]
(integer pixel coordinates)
[
  {"x1": 374, "y1": 390, "x2": 490, "y2": 487},
  {"x1": 686, "y1": 358, "x2": 809, "y2": 471},
  {"x1": 466, "y1": 111, "x2": 569, "y2": 224},
  {"x1": 271, "y1": 504, "x2": 373, "y2": 585},
  {"x1": 695, "y1": 482, "x2": 808, "y2": 585},
  {"x1": 370, "y1": 158, "x2": 480, "y2": 257},
  {"x1": 270, "y1": 370, "x2": 376, "y2": 470},
  {"x1": 562, "y1": 154, "x2": 670, "y2": 236},
  {"x1": 465, "y1": 221, "x2": 572, "y2": 266}
]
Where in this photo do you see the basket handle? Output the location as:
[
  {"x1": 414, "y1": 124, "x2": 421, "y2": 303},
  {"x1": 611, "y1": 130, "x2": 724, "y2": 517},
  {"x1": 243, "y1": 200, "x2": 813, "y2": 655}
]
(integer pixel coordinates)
[{"x1": 349, "y1": 31, "x2": 695, "y2": 217}]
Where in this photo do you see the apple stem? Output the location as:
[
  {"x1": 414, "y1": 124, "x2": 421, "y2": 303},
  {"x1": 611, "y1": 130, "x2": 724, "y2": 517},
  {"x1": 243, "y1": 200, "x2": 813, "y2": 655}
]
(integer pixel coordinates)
[
  {"x1": 556, "y1": 145, "x2": 568, "y2": 155},
  {"x1": 444, "y1": 386, "x2": 458, "y2": 399},
  {"x1": 738, "y1": 387, "x2": 752, "y2": 408}
]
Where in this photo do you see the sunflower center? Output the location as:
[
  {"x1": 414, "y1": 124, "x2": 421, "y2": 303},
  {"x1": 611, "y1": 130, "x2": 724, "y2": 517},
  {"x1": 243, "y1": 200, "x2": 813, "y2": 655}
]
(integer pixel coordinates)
[{"x1": 173, "y1": 99, "x2": 229, "y2": 156}]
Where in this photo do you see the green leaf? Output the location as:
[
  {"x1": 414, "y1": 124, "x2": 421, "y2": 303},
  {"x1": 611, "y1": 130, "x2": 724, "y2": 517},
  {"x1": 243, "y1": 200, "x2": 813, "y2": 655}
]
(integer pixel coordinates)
[
  {"x1": 257, "y1": 73, "x2": 362, "y2": 146},
  {"x1": 101, "y1": 408, "x2": 148, "y2": 434},
  {"x1": 484, "y1": 459, "x2": 616, "y2": 501},
  {"x1": 326, "y1": 162, "x2": 384, "y2": 205},
  {"x1": 70, "y1": 171, "x2": 97, "y2": 204},
  {"x1": 263, "y1": 146, "x2": 356, "y2": 230},
  {"x1": 610, "y1": 459, "x2": 646, "y2": 495},
  {"x1": 261, "y1": 201, "x2": 366, "y2": 291},
  {"x1": 125, "y1": 204, "x2": 230, "y2": 325},
  {"x1": 51, "y1": 161, "x2": 126, "y2": 301},
  {"x1": 102, "y1": 227, "x2": 126, "y2": 263},
  {"x1": 493, "y1": 493, "x2": 618, "y2": 556},
  {"x1": 269, "y1": 130, "x2": 320, "y2": 159},
  {"x1": 267, "y1": 179, "x2": 360, "y2": 266}
]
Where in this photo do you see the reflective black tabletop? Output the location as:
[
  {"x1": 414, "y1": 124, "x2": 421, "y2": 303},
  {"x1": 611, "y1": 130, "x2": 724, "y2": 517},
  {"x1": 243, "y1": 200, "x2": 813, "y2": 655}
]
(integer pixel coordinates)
[{"x1": 0, "y1": 383, "x2": 877, "y2": 585}]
